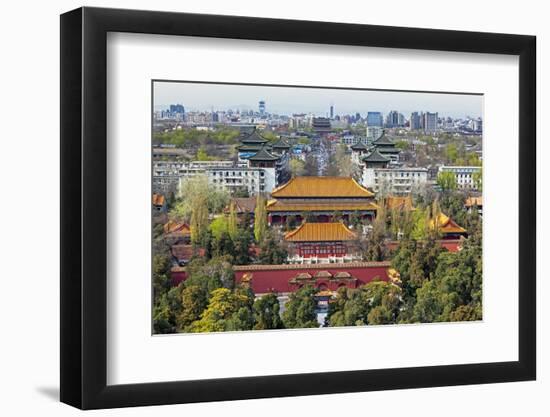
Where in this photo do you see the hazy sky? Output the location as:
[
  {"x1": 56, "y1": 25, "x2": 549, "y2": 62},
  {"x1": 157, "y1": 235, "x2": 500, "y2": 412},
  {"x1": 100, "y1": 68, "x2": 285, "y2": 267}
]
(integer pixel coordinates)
[{"x1": 154, "y1": 81, "x2": 483, "y2": 119}]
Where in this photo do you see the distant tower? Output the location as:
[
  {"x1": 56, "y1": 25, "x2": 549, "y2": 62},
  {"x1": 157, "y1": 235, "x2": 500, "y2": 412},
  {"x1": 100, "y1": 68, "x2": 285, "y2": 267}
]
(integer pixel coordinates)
[
  {"x1": 330, "y1": 104, "x2": 334, "y2": 119},
  {"x1": 259, "y1": 100, "x2": 266, "y2": 115}
]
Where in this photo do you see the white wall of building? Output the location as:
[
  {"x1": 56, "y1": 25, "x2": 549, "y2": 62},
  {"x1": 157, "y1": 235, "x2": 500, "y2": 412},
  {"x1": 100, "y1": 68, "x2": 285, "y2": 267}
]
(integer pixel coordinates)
[{"x1": 363, "y1": 167, "x2": 429, "y2": 194}]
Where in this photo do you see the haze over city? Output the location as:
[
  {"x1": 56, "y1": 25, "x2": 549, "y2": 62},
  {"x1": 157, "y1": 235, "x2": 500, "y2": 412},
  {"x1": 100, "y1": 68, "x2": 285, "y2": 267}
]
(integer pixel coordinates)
[{"x1": 154, "y1": 81, "x2": 483, "y2": 119}]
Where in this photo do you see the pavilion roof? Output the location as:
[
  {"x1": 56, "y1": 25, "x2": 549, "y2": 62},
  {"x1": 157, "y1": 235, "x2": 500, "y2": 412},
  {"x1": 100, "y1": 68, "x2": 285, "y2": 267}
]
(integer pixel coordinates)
[
  {"x1": 237, "y1": 143, "x2": 265, "y2": 152},
  {"x1": 271, "y1": 137, "x2": 291, "y2": 149},
  {"x1": 385, "y1": 195, "x2": 414, "y2": 211},
  {"x1": 248, "y1": 147, "x2": 280, "y2": 161},
  {"x1": 284, "y1": 222, "x2": 357, "y2": 242},
  {"x1": 226, "y1": 197, "x2": 257, "y2": 214},
  {"x1": 271, "y1": 176, "x2": 374, "y2": 198},
  {"x1": 163, "y1": 220, "x2": 191, "y2": 235},
  {"x1": 350, "y1": 140, "x2": 369, "y2": 151},
  {"x1": 429, "y1": 213, "x2": 467, "y2": 234},
  {"x1": 372, "y1": 132, "x2": 395, "y2": 146},
  {"x1": 362, "y1": 148, "x2": 390, "y2": 163},
  {"x1": 240, "y1": 130, "x2": 270, "y2": 144}
]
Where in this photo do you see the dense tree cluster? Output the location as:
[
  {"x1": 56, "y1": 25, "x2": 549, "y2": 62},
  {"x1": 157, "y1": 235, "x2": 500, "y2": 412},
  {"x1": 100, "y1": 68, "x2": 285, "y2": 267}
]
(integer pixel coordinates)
[
  {"x1": 153, "y1": 127, "x2": 241, "y2": 147},
  {"x1": 327, "y1": 280, "x2": 402, "y2": 327},
  {"x1": 152, "y1": 255, "x2": 320, "y2": 333}
]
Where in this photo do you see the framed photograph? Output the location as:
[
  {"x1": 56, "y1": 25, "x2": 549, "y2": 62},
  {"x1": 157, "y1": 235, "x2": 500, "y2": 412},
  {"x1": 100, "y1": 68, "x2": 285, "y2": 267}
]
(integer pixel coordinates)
[{"x1": 60, "y1": 6, "x2": 536, "y2": 409}]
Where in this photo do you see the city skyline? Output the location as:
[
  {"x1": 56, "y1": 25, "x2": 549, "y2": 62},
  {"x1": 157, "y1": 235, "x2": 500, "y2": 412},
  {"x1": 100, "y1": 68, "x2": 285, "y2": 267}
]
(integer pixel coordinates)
[{"x1": 154, "y1": 81, "x2": 483, "y2": 119}]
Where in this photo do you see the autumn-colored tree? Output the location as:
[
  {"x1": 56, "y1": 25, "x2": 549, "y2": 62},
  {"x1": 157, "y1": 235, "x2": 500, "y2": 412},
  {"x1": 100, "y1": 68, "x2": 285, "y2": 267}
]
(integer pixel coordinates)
[
  {"x1": 189, "y1": 287, "x2": 254, "y2": 333},
  {"x1": 177, "y1": 285, "x2": 208, "y2": 330}
]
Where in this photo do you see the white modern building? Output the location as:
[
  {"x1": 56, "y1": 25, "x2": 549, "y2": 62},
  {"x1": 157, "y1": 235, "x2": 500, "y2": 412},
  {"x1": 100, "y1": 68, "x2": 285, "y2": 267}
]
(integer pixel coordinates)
[
  {"x1": 362, "y1": 167, "x2": 429, "y2": 195},
  {"x1": 153, "y1": 160, "x2": 278, "y2": 195},
  {"x1": 439, "y1": 166, "x2": 482, "y2": 190}
]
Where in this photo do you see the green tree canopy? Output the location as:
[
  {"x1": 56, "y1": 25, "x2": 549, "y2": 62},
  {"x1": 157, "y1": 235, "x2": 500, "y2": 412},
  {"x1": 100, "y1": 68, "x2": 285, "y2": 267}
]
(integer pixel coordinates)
[
  {"x1": 253, "y1": 293, "x2": 284, "y2": 330},
  {"x1": 437, "y1": 171, "x2": 457, "y2": 192},
  {"x1": 282, "y1": 286, "x2": 318, "y2": 329},
  {"x1": 189, "y1": 287, "x2": 254, "y2": 333},
  {"x1": 254, "y1": 194, "x2": 268, "y2": 243}
]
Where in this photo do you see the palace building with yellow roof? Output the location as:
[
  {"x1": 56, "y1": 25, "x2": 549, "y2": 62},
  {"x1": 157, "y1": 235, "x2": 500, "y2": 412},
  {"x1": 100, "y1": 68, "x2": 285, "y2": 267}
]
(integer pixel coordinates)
[
  {"x1": 266, "y1": 176, "x2": 379, "y2": 225},
  {"x1": 283, "y1": 222, "x2": 361, "y2": 264}
]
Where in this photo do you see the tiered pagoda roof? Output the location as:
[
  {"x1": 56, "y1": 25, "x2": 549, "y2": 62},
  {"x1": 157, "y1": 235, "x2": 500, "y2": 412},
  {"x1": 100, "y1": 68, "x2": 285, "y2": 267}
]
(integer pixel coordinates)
[
  {"x1": 240, "y1": 130, "x2": 270, "y2": 145},
  {"x1": 271, "y1": 137, "x2": 291, "y2": 151},
  {"x1": 271, "y1": 176, "x2": 374, "y2": 198},
  {"x1": 372, "y1": 132, "x2": 395, "y2": 146},
  {"x1": 284, "y1": 222, "x2": 357, "y2": 242},
  {"x1": 247, "y1": 146, "x2": 280, "y2": 161},
  {"x1": 362, "y1": 148, "x2": 390, "y2": 163},
  {"x1": 371, "y1": 132, "x2": 400, "y2": 155}
]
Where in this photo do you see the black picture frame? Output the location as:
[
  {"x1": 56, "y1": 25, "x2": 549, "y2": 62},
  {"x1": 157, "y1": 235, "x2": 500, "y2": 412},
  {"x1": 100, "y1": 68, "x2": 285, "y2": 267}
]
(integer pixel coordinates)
[{"x1": 60, "y1": 6, "x2": 536, "y2": 410}]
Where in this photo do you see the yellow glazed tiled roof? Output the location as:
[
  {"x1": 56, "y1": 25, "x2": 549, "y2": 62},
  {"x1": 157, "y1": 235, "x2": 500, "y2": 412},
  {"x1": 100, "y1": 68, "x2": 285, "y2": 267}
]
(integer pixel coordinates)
[
  {"x1": 266, "y1": 200, "x2": 379, "y2": 212},
  {"x1": 271, "y1": 176, "x2": 374, "y2": 198},
  {"x1": 284, "y1": 222, "x2": 357, "y2": 242},
  {"x1": 429, "y1": 213, "x2": 467, "y2": 234}
]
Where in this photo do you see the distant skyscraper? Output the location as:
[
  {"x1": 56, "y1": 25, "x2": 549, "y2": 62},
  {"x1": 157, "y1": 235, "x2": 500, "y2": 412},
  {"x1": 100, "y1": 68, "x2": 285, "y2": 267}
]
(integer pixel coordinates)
[
  {"x1": 330, "y1": 105, "x2": 334, "y2": 119},
  {"x1": 473, "y1": 117, "x2": 483, "y2": 133},
  {"x1": 410, "y1": 112, "x2": 422, "y2": 130},
  {"x1": 423, "y1": 112, "x2": 438, "y2": 133},
  {"x1": 259, "y1": 100, "x2": 266, "y2": 115},
  {"x1": 366, "y1": 112, "x2": 383, "y2": 127},
  {"x1": 385, "y1": 110, "x2": 400, "y2": 128},
  {"x1": 169, "y1": 104, "x2": 185, "y2": 114}
]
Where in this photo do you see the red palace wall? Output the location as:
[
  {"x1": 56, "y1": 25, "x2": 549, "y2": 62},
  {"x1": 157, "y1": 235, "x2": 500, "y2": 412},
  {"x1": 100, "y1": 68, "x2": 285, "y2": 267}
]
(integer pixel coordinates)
[
  {"x1": 234, "y1": 262, "x2": 390, "y2": 294},
  {"x1": 171, "y1": 262, "x2": 391, "y2": 294}
]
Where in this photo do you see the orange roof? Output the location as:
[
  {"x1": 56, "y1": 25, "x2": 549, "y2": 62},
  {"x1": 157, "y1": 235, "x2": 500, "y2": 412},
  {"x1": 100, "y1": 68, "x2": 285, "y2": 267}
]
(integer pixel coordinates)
[
  {"x1": 284, "y1": 222, "x2": 357, "y2": 242},
  {"x1": 429, "y1": 213, "x2": 466, "y2": 234},
  {"x1": 163, "y1": 220, "x2": 191, "y2": 235},
  {"x1": 385, "y1": 196, "x2": 413, "y2": 211},
  {"x1": 266, "y1": 200, "x2": 379, "y2": 212},
  {"x1": 152, "y1": 193, "x2": 165, "y2": 206},
  {"x1": 271, "y1": 176, "x2": 374, "y2": 198},
  {"x1": 465, "y1": 196, "x2": 483, "y2": 207}
]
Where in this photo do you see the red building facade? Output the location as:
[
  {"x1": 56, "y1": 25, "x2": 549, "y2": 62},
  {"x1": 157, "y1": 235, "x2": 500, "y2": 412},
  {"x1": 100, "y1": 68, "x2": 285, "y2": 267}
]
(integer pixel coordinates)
[{"x1": 234, "y1": 262, "x2": 392, "y2": 295}]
